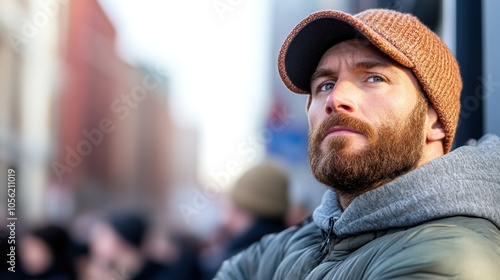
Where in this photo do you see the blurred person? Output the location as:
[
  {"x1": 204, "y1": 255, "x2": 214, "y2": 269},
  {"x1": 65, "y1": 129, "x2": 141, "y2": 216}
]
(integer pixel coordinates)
[
  {"x1": 18, "y1": 224, "x2": 77, "y2": 280},
  {"x1": 70, "y1": 241, "x2": 91, "y2": 280},
  {"x1": 215, "y1": 9, "x2": 500, "y2": 279},
  {"x1": 67, "y1": 210, "x2": 98, "y2": 280},
  {"x1": 88, "y1": 212, "x2": 162, "y2": 279},
  {"x1": 285, "y1": 202, "x2": 312, "y2": 227},
  {"x1": 204, "y1": 161, "x2": 289, "y2": 279},
  {"x1": 223, "y1": 161, "x2": 289, "y2": 258},
  {"x1": 142, "y1": 226, "x2": 204, "y2": 280},
  {"x1": 88, "y1": 211, "x2": 202, "y2": 280}
]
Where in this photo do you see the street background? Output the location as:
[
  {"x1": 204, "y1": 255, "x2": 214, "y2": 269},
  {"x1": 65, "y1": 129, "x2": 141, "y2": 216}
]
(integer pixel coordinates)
[{"x1": 0, "y1": 0, "x2": 499, "y2": 278}]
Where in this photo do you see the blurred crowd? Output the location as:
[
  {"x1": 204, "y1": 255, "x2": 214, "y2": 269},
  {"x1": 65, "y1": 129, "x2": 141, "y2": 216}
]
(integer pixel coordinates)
[{"x1": 1, "y1": 160, "x2": 308, "y2": 280}]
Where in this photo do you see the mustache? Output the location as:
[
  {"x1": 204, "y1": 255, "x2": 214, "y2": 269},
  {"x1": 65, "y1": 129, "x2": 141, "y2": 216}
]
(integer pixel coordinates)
[{"x1": 312, "y1": 113, "x2": 374, "y2": 141}]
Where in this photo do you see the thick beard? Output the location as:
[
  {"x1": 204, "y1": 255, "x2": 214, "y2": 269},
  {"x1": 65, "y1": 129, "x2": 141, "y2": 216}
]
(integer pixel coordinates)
[{"x1": 308, "y1": 98, "x2": 427, "y2": 196}]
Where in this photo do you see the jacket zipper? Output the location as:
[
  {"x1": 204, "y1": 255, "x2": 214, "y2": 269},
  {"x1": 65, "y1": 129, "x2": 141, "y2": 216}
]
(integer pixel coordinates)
[{"x1": 319, "y1": 216, "x2": 336, "y2": 259}]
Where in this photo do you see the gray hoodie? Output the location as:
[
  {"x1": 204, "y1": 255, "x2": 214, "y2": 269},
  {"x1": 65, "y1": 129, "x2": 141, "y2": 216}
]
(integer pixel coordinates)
[{"x1": 313, "y1": 133, "x2": 500, "y2": 236}]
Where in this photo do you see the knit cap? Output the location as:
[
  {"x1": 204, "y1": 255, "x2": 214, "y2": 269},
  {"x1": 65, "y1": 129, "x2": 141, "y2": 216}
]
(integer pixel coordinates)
[
  {"x1": 278, "y1": 9, "x2": 462, "y2": 152},
  {"x1": 230, "y1": 162, "x2": 289, "y2": 218}
]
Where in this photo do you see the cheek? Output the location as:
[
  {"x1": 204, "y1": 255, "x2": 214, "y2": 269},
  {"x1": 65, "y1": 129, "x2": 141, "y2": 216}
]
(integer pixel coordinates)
[
  {"x1": 359, "y1": 99, "x2": 399, "y2": 127},
  {"x1": 307, "y1": 102, "x2": 324, "y2": 129}
]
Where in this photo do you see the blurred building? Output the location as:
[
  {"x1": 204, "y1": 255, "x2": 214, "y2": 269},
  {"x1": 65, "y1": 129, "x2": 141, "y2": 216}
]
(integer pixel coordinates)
[
  {"x1": 55, "y1": 0, "x2": 176, "y2": 217},
  {"x1": 0, "y1": 0, "x2": 192, "y2": 225},
  {"x1": 0, "y1": 0, "x2": 66, "y2": 223},
  {"x1": 483, "y1": 0, "x2": 500, "y2": 136}
]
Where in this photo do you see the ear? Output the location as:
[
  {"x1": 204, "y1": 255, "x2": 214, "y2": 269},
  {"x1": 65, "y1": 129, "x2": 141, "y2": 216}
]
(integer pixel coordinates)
[{"x1": 426, "y1": 107, "x2": 445, "y2": 142}]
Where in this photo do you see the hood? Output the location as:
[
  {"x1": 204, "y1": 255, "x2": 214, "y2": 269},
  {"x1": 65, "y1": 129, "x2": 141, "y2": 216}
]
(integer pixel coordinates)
[{"x1": 313, "y1": 134, "x2": 500, "y2": 237}]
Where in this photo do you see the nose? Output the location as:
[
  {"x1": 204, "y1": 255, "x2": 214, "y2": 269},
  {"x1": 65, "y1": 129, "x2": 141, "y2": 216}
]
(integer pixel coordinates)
[{"x1": 324, "y1": 79, "x2": 356, "y2": 115}]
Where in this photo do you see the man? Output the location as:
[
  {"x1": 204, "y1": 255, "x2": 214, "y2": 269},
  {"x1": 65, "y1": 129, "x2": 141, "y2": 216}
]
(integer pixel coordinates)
[{"x1": 215, "y1": 9, "x2": 500, "y2": 279}]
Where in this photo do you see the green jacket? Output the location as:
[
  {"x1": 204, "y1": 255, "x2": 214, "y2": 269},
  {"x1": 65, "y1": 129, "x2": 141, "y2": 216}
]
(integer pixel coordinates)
[
  {"x1": 216, "y1": 216, "x2": 500, "y2": 279},
  {"x1": 215, "y1": 135, "x2": 500, "y2": 279}
]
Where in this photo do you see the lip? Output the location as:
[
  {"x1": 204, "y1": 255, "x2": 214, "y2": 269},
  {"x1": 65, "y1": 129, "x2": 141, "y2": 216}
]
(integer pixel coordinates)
[{"x1": 323, "y1": 126, "x2": 361, "y2": 138}]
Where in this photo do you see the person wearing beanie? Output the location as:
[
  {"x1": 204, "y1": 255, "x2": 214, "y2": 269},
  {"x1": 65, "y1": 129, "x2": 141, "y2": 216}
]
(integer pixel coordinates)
[
  {"x1": 230, "y1": 161, "x2": 289, "y2": 220},
  {"x1": 215, "y1": 8, "x2": 500, "y2": 279},
  {"x1": 203, "y1": 161, "x2": 290, "y2": 279},
  {"x1": 224, "y1": 161, "x2": 289, "y2": 256}
]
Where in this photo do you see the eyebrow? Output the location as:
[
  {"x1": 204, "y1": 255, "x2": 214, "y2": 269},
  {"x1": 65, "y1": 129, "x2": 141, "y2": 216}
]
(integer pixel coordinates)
[
  {"x1": 310, "y1": 68, "x2": 335, "y2": 84},
  {"x1": 354, "y1": 60, "x2": 391, "y2": 71},
  {"x1": 310, "y1": 60, "x2": 393, "y2": 84}
]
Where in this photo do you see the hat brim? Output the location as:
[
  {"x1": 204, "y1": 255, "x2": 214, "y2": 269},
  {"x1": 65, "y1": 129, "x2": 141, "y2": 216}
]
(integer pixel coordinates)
[{"x1": 278, "y1": 10, "x2": 413, "y2": 94}]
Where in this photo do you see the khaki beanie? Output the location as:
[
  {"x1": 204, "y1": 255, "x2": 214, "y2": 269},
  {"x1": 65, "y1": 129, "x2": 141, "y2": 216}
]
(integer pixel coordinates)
[
  {"x1": 230, "y1": 162, "x2": 289, "y2": 218},
  {"x1": 278, "y1": 9, "x2": 462, "y2": 153}
]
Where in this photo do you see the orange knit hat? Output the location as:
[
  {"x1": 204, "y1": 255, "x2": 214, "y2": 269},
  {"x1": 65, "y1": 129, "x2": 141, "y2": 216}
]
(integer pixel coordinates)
[{"x1": 278, "y1": 9, "x2": 462, "y2": 153}]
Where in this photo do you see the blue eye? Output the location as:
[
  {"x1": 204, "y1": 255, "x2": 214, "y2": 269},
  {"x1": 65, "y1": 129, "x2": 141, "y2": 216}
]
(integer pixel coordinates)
[
  {"x1": 367, "y1": 76, "x2": 384, "y2": 83},
  {"x1": 320, "y1": 82, "x2": 334, "y2": 91}
]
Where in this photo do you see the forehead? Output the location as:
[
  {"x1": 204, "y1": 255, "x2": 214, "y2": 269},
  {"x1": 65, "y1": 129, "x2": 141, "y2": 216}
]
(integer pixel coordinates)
[{"x1": 318, "y1": 39, "x2": 399, "y2": 67}]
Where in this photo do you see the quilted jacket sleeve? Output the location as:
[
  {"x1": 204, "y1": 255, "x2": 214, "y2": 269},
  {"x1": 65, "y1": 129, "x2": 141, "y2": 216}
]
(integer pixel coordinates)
[
  {"x1": 214, "y1": 220, "x2": 323, "y2": 280},
  {"x1": 213, "y1": 228, "x2": 291, "y2": 280}
]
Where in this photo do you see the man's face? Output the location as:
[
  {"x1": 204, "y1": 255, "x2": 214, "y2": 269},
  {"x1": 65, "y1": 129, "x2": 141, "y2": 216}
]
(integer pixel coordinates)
[{"x1": 307, "y1": 39, "x2": 429, "y2": 195}]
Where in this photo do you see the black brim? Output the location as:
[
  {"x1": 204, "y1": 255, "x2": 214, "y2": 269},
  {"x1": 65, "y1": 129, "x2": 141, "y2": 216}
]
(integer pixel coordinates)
[{"x1": 284, "y1": 18, "x2": 360, "y2": 93}]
